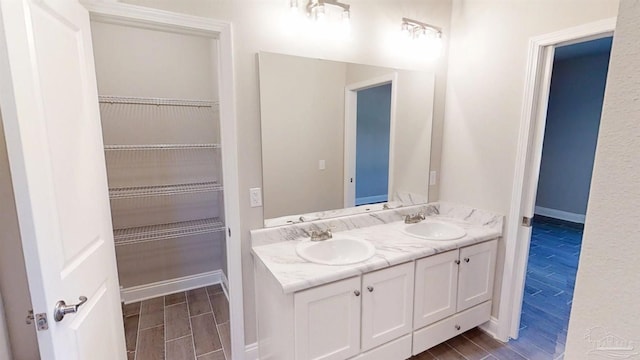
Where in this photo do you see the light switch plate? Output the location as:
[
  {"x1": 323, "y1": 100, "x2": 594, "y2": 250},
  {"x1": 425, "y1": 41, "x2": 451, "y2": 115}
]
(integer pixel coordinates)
[
  {"x1": 429, "y1": 171, "x2": 437, "y2": 186},
  {"x1": 319, "y1": 160, "x2": 326, "y2": 170},
  {"x1": 249, "y1": 187, "x2": 262, "y2": 207}
]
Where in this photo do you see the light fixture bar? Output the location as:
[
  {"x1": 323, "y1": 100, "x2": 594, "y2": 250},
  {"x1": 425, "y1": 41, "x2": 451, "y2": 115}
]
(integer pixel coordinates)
[
  {"x1": 402, "y1": 17, "x2": 442, "y2": 38},
  {"x1": 307, "y1": 0, "x2": 350, "y2": 17}
]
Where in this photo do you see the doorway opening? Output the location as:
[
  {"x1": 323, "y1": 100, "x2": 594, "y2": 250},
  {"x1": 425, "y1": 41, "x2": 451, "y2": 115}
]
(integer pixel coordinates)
[
  {"x1": 509, "y1": 37, "x2": 612, "y2": 358},
  {"x1": 344, "y1": 74, "x2": 397, "y2": 208},
  {"x1": 355, "y1": 83, "x2": 392, "y2": 206}
]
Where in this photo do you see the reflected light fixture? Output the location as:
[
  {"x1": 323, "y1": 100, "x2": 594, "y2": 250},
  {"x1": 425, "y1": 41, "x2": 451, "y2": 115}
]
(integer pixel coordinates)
[
  {"x1": 401, "y1": 17, "x2": 442, "y2": 40},
  {"x1": 306, "y1": 0, "x2": 350, "y2": 21}
]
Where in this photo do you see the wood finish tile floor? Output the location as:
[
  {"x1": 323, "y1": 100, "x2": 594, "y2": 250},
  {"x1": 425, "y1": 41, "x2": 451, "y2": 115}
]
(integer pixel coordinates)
[
  {"x1": 123, "y1": 285, "x2": 231, "y2": 360},
  {"x1": 411, "y1": 216, "x2": 581, "y2": 360}
]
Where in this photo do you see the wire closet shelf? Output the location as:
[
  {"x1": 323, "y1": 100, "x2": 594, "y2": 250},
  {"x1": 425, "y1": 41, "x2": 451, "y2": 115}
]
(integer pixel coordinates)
[
  {"x1": 113, "y1": 218, "x2": 225, "y2": 246},
  {"x1": 100, "y1": 95, "x2": 225, "y2": 247}
]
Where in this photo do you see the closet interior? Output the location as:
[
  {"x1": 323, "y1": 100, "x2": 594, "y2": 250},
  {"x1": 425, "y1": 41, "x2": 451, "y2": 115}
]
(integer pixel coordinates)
[{"x1": 90, "y1": 20, "x2": 228, "y2": 299}]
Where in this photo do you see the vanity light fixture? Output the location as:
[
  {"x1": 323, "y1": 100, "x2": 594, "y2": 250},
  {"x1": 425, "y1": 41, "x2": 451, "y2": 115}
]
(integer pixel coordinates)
[
  {"x1": 401, "y1": 17, "x2": 442, "y2": 40},
  {"x1": 306, "y1": 0, "x2": 350, "y2": 22}
]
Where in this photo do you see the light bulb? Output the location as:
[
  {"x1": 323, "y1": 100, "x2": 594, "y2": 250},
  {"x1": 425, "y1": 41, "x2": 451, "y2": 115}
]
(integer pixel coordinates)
[
  {"x1": 342, "y1": 9, "x2": 350, "y2": 22},
  {"x1": 314, "y1": 3, "x2": 325, "y2": 20},
  {"x1": 401, "y1": 22, "x2": 410, "y2": 35}
]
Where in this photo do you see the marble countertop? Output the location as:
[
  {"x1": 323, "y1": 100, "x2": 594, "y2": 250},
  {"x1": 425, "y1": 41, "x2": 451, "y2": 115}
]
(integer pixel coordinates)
[{"x1": 251, "y1": 203, "x2": 503, "y2": 294}]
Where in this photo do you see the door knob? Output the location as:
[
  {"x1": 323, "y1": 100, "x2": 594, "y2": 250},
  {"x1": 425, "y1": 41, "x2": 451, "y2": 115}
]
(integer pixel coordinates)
[
  {"x1": 54, "y1": 296, "x2": 88, "y2": 322},
  {"x1": 367, "y1": 286, "x2": 374, "y2": 292},
  {"x1": 464, "y1": 257, "x2": 470, "y2": 263},
  {"x1": 354, "y1": 290, "x2": 361, "y2": 296}
]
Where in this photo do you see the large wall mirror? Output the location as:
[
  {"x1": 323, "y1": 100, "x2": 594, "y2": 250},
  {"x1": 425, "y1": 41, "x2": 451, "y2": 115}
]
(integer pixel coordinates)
[{"x1": 258, "y1": 52, "x2": 435, "y2": 226}]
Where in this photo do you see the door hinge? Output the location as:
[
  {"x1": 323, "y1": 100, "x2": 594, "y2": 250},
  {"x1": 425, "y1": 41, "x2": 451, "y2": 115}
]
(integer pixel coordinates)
[
  {"x1": 25, "y1": 310, "x2": 34, "y2": 325},
  {"x1": 522, "y1": 216, "x2": 533, "y2": 227}
]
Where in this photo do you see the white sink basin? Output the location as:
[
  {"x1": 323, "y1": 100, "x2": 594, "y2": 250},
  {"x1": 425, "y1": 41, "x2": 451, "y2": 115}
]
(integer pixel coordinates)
[
  {"x1": 403, "y1": 221, "x2": 466, "y2": 241},
  {"x1": 296, "y1": 236, "x2": 376, "y2": 266}
]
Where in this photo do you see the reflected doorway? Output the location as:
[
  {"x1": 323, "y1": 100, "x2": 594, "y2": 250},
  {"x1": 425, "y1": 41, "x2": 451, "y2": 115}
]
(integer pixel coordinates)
[
  {"x1": 344, "y1": 74, "x2": 397, "y2": 208},
  {"x1": 355, "y1": 83, "x2": 392, "y2": 205}
]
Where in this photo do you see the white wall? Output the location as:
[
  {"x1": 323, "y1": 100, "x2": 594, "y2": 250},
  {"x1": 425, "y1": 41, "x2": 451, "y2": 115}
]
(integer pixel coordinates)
[
  {"x1": 565, "y1": 0, "x2": 640, "y2": 356},
  {"x1": 120, "y1": 0, "x2": 453, "y2": 344},
  {"x1": 91, "y1": 21, "x2": 218, "y2": 100},
  {"x1": 440, "y1": 0, "x2": 619, "y2": 318}
]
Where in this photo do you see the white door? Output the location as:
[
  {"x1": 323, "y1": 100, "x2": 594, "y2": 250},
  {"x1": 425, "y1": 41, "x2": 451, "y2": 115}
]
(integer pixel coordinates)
[
  {"x1": 0, "y1": 1, "x2": 126, "y2": 359},
  {"x1": 413, "y1": 250, "x2": 459, "y2": 329},
  {"x1": 457, "y1": 240, "x2": 497, "y2": 312},
  {"x1": 361, "y1": 262, "x2": 413, "y2": 351},
  {"x1": 294, "y1": 277, "x2": 361, "y2": 360}
]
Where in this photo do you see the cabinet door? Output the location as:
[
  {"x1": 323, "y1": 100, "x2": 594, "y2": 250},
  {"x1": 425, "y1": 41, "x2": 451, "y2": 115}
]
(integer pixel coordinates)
[
  {"x1": 413, "y1": 250, "x2": 459, "y2": 329},
  {"x1": 457, "y1": 240, "x2": 497, "y2": 311},
  {"x1": 361, "y1": 262, "x2": 414, "y2": 351},
  {"x1": 295, "y1": 276, "x2": 361, "y2": 360}
]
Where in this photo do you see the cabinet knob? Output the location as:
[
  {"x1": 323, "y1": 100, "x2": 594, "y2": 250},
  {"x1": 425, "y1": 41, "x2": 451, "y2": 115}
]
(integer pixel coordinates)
[
  {"x1": 464, "y1": 257, "x2": 470, "y2": 263},
  {"x1": 454, "y1": 260, "x2": 461, "y2": 265},
  {"x1": 367, "y1": 286, "x2": 374, "y2": 292},
  {"x1": 455, "y1": 325, "x2": 461, "y2": 331},
  {"x1": 354, "y1": 290, "x2": 360, "y2": 296}
]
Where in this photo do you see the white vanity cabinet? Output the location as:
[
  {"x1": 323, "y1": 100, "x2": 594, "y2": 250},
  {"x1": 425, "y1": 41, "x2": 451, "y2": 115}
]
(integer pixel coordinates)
[
  {"x1": 412, "y1": 240, "x2": 497, "y2": 355},
  {"x1": 295, "y1": 262, "x2": 414, "y2": 360},
  {"x1": 254, "y1": 239, "x2": 498, "y2": 360},
  {"x1": 255, "y1": 260, "x2": 415, "y2": 360}
]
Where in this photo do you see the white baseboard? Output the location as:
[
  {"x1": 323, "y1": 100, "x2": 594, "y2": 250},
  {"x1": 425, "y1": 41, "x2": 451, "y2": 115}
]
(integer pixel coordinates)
[
  {"x1": 355, "y1": 194, "x2": 388, "y2": 206},
  {"x1": 479, "y1": 316, "x2": 502, "y2": 341},
  {"x1": 534, "y1": 206, "x2": 585, "y2": 224},
  {"x1": 120, "y1": 270, "x2": 224, "y2": 304},
  {"x1": 245, "y1": 342, "x2": 258, "y2": 360}
]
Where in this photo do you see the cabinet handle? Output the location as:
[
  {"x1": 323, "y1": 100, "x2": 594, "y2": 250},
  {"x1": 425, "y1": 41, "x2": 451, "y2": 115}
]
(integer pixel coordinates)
[
  {"x1": 454, "y1": 260, "x2": 460, "y2": 265},
  {"x1": 354, "y1": 290, "x2": 360, "y2": 296},
  {"x1": 464, "y1": 257, "x2": 470, "y2": 263},
  {"x1": 455, "y1": 324, "x2": 461, "y2": 330},
  {"x1": 367, "y1": 286, "x2": 374, "y2": 292}
]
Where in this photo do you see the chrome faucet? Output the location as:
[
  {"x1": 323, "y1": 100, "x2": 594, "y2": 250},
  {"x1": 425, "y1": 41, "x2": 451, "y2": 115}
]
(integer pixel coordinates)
[
  {"x1": 404, "y1": 212, "x2": 425, "y2": 224},
  {"x1": 310, "y1": 229, "x2": 333, "y2": 241}
]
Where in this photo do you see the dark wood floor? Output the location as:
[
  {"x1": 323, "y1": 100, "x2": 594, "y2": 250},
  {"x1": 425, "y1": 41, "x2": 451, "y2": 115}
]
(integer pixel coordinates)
[
  {"x1": 410, "y1": 216, "x2": 580, "y2": 360},
  {"x1": 122, "y1": 285, "x2": 230, "y2": 360}
]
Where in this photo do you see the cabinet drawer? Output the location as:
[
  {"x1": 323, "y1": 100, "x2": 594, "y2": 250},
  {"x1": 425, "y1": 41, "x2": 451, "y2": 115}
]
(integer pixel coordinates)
[
  {"x1": 349, "y1": 334, "x2": 411, "y2": 360},
  {"x1": 412, "y1": 301, "x2": 492, "y2": 355}
]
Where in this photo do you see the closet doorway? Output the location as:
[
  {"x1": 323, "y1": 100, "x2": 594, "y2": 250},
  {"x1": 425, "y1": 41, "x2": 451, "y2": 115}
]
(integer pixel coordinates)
[
  {"x1": 87, "y1": 4, "x2": 243, "y2": 360},
  {"x1": 0, "y1": 2, "x2": 241, "y2": 359}
]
